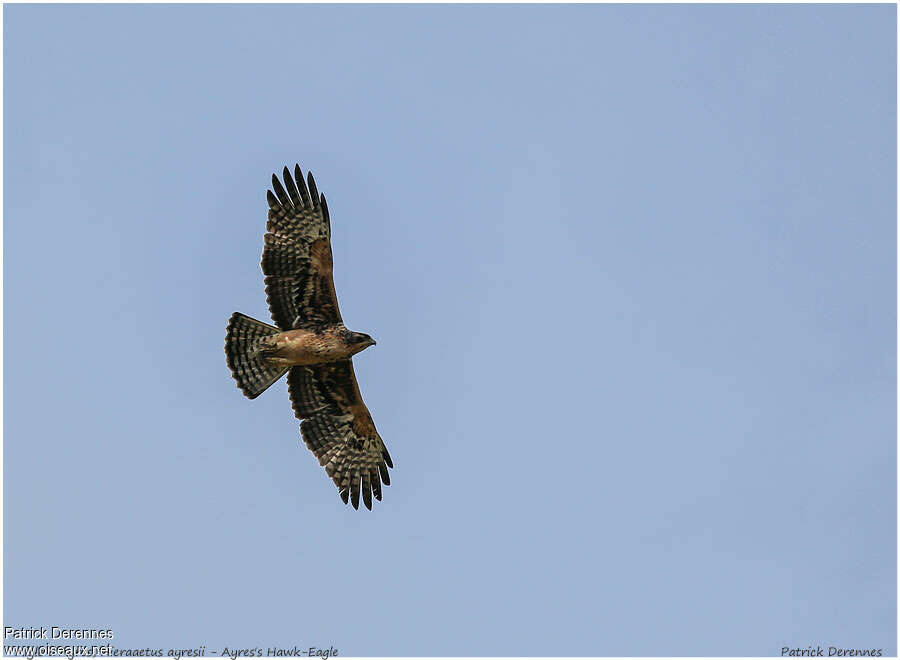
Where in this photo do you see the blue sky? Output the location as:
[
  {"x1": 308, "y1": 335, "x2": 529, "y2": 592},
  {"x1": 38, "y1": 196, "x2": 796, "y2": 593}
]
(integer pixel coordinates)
[{"x1": 4, "y1": 3, "x2": 896, "y2": 656}]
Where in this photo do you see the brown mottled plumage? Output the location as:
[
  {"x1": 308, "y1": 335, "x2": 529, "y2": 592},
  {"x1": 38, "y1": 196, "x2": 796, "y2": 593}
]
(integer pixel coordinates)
[{"x1": 224, "y1": 164, "x2": 391, "y2": 510}]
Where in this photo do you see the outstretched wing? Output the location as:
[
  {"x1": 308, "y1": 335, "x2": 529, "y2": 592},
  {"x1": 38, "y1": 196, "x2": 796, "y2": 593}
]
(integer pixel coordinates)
[
  {"x1": 262, "y1": 165, "x2": 341, "y2": 330},
  {"x1": 288, "y1": 360, "x2": 393, "y2": 510}
]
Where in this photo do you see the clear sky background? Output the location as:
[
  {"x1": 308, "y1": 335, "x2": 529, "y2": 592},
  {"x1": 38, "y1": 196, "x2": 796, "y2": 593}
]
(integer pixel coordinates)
[{"x1": 4, "y1": 4, "x2": 896, "y2": 657}]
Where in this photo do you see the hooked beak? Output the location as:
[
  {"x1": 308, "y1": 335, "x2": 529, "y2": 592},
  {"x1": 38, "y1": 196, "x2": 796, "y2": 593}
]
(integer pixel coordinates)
[{"x1": 352, "y1": 333, "x2": 376, "y2": 348}]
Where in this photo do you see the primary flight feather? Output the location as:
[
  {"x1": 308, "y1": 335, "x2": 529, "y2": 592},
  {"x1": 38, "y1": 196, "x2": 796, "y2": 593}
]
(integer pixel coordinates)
[{"x1": 225, "y1": 164, "x2": 392, "y2": 511}]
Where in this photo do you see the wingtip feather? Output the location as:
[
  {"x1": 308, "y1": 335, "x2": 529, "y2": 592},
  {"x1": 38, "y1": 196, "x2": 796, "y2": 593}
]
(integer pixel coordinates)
[
  {"x1": 307, "y1": 171, "x2": 320, "y2": 206},
  {"x1": 282, "y1": 166, "x2": 302, "y2": 205},
  {"x1": 294, "y1": 164, "x2": 311, "y2": 205},
  {"x1": 350, "y1": 477, "x2": 360, "y2": 510}
]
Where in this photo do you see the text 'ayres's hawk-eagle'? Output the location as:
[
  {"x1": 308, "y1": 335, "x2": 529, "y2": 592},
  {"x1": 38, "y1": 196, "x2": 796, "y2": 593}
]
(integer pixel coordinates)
[{"x1": 225, "y1": 164, "x2": 391, "y2": 510}]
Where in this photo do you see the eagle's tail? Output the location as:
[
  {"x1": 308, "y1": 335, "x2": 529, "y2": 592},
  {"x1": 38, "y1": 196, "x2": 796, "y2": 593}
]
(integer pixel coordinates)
[{"x1": 225, "y1": 312, "x2": 288, "y2": 399}]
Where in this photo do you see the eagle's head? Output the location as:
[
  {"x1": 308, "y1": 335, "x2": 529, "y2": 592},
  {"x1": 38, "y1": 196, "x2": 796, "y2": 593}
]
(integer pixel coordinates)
[{"x1": 344, "y1": 330, "x2": 376, "y2": 355}]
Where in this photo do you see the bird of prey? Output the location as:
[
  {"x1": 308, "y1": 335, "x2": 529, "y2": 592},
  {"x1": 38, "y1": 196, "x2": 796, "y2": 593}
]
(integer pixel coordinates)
[{"x1": 224, "y1": 164, "x2": 392, "y2": 510}]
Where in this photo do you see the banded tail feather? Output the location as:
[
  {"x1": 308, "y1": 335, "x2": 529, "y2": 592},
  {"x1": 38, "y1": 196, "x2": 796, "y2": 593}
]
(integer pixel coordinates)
[{"x1": 225, "y1": 312, "x2": 287, "y2": 399}]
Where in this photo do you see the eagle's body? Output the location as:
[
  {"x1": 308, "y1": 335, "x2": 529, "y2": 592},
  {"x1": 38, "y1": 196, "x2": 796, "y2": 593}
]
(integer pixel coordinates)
[
  {"x1": 259, "y1": 325, "x2": 375, "y2": 369},
  {"x1": 224, "y1": 164, "x2": 392, "y2": 510}
]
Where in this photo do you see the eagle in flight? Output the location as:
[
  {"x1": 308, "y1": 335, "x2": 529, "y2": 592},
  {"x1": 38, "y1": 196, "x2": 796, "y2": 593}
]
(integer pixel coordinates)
[{"x1": 224, "y1": 164, "x2": 392, "y2": 510}]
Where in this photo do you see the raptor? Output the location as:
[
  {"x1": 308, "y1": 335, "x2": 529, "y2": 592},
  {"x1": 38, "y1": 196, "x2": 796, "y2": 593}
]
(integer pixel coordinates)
[{"x1": 225, "y1": 164, "x2": 392, "y2": 510}]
